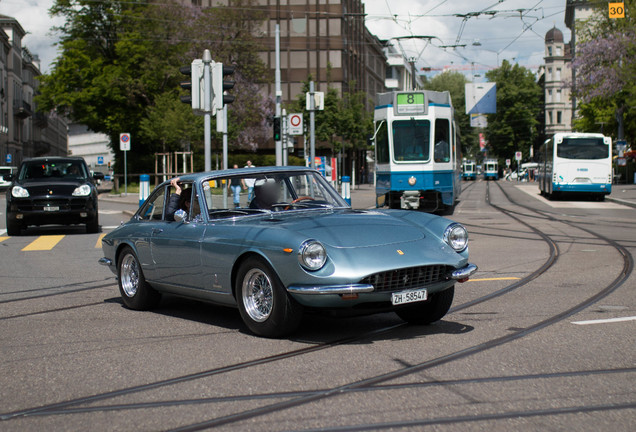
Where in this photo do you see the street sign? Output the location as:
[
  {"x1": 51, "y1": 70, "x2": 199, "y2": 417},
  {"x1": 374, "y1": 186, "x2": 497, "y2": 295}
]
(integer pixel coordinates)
[
  {"x1": 515, "y1": 151, "x2": 522, "y2": 162},
  {"x1": 288, "y1": 113, "x2": 303, "y2": 135},
  {"x1": 609, "y1": 2, "x2": 625, "y2": 18},
  {"x1": 465, "y1": 82, "x2": 497, "y2": 114},
  {"x1": 306, "y1": 92, "x2": 324, "y2": 111},
  {"x1": 506, "y1": 159, "x2": 511, "y2": 167},
  {"x1": 97, "y1": 156, "x2": 104, "y2": 165},
  {"x1": 470, "y1": 113, "x2": 488, "y2": 128},
  {"x1": 119, "y1": 133, "x2": 131, "y2": 151},
  {"x1": 5, "y1": 153, "x2": 11, "y2": 164}
]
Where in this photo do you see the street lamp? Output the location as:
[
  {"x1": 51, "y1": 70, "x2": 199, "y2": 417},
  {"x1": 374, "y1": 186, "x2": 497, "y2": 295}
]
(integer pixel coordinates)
[{"x1": 472, "y1": 40, "x2": 500, "y2": 67}]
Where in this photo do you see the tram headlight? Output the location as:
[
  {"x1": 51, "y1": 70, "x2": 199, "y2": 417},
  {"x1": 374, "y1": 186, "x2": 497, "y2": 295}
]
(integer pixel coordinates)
[
  {"x1": 443, "y1": 223, "x2": 468, "y2": 252},
  {"x1": 408, "y1": 176, "x2": 417, "y2": 186}
]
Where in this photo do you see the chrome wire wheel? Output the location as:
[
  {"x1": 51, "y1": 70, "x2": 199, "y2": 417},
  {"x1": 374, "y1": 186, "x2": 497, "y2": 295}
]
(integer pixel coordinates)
[
  {"x1": 120, "y1": 253, "x2": 140, "y2": 298},
  {"x1": 242, "y1": 268, "x2": 274, "y2": 323}
]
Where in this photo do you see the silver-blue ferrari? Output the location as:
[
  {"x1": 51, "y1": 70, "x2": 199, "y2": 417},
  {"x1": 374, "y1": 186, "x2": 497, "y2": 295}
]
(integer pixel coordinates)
[{"x1": 99, "y1": 166, "x2": 476, "y2": 337}]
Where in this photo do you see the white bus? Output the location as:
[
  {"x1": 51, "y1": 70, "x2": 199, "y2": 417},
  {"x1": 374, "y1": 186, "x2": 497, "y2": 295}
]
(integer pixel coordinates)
[{"x1": 538, "y1": 132, "x2": 612, "y2": 200}]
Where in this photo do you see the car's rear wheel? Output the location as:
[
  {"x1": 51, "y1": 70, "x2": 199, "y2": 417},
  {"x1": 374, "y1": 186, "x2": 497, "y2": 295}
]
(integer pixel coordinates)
[
  {"x1": 236, "y1": 257, "x2": 303, "y2": 338},
  {"x1": 117, "y1": 246, "x2": 161, "y2": 310},
  {"x1": 86, "y1": 214, "x2": 99, "y2": 233},
  {"x1": 6, "y1": 217, "x2": 22, "y2": 236},
  {"x1": 395, "y1": 286, "x2": 454, "y2": 325}
]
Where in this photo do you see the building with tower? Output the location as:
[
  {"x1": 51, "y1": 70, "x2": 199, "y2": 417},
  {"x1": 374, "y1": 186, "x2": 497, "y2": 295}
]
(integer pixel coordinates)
[{"x1": 543, "y1": 26, "x2": 572, "y2": 136}]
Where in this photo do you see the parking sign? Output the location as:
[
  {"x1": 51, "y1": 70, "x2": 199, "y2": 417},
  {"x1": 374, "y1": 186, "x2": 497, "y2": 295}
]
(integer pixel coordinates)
[
  {"x1": 120, "y1": 133, "x2": 131, "y2": 151},
  {"x1": 515, "y1": 151, "x2": 522, "y2": 162},
  {"x1": 97, "y1": 156, "x2": 104, "y2": 165}
]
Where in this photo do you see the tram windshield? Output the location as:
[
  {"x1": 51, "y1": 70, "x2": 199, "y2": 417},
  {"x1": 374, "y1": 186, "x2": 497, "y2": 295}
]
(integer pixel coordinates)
[
  {"x1": 557, "y1": 137, "x2": 609, "y2": 160},
  {"x1": 392, "y1": 120, "x2": 430, "y2": 162}
]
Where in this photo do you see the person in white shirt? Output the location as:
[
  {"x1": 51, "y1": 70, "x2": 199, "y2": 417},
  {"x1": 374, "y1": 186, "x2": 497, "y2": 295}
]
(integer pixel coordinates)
[{"x1": 243, "y1": 160, "x2": 256, "y2": 203}]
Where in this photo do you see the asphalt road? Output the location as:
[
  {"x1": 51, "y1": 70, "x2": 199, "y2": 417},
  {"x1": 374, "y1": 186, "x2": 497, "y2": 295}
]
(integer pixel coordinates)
[{"x1": 0, "y1": 181, "x2": 634, "y2": 431}]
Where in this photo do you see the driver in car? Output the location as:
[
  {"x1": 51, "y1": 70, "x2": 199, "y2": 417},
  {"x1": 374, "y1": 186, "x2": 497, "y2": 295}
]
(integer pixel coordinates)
[
  {"x1": 166, "y1": 177, "x2": 192, "y2": 220},
  {"x1": 249, "y1": 178, "x2": 280, "y2": 210}
]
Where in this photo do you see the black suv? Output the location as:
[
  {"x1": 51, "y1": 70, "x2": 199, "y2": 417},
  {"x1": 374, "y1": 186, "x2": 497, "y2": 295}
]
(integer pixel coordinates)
[{"x1": 5, "y1": 157, "x2": 99, "y2": 235}]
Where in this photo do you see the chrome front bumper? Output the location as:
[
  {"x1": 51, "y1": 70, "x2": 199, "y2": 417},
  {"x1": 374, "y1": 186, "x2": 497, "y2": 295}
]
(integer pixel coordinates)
[
  {"x1": 98, "y1": 257, "x2": 113, "y2": 267},
  {"x1": 450, "y1": 263, "x2": 478, "y2": 280}
]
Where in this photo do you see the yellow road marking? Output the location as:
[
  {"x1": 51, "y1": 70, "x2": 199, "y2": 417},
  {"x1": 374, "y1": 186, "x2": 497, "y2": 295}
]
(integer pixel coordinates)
[
  {"x1": 468, "y1": 277, "x2": 521, "y2": 282},
  {"x1": 22, "y1": 235, "x2": 65, "y2": 251},
  {"x1": 95, "y1": 233, "x2": 106, "y2": 249},
  {"x1": 0, "y1": 236, "x2": 9, "y2": 243}
]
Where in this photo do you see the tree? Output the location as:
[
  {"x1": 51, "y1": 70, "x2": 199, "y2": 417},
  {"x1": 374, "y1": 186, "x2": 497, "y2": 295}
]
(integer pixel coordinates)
[
  {"x1": 424, "y1": 71, "x2": 478, "y2": 158},
  {"x1": 572, "y1": 0, "x2": 636, "y2": 141},
  {"x1": 484, "y1": 60, "x2": 542, "y2": 162}
]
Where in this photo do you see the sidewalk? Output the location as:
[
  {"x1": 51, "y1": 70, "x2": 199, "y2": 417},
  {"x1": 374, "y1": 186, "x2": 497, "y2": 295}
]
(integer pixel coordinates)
[
  {"x1": 607, "y1": 184, "x2": 636, "y2": 208},
  {"x1": 99, "y1": 182, "x2": 378, "y2": 212}
]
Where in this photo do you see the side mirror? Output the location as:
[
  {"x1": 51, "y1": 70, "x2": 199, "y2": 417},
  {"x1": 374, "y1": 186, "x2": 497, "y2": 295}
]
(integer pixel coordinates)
[
  {"x1": 174, "y1": 209, "x2": 188, "y2": 223},
  {"x1": 2, "y1": 174, "x2": 14, "y2": 182}
]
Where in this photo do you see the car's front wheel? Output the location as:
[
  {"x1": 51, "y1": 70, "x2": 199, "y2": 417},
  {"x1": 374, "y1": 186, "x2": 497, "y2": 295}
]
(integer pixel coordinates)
[
  {"x1": 86, "y1": 214, "x2": 99, "y2": 234},
  {"x1": 395, "y1": 286, "x2": 454, "y2": 325},
  {"x1": 117, "y1": 246, "x2": 161, "y2": 310},
  {"x1": 236, "y1": 257, "x2": 303, "y2": 338},
  {"x1": 6, "y1": 217, "x2": 22, "y2": 236}
]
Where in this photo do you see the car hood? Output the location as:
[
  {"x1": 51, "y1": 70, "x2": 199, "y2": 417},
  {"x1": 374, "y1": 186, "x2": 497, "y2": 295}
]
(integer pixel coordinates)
[
  {"x1": 253, "y1": 209, "x2": 428, "y2": 248},
  {"x1": 18, "y1": 180, "x2": 87, "y2": 195}
]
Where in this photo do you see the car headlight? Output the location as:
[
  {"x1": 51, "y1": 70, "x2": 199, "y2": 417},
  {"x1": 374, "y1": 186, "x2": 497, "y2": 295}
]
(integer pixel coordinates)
[
  {"x1": 443, "y1": 223, "x2": 468, "y2": 252},
  {"x1": 11, "y1": 186, "x2": 29, "y2": 198},
  {"x1": 298, "y1": 240, "x2": 327, "y2": 271},
  {"x1": 72, "y1": 184, "x2": 92, "y2": 197}
]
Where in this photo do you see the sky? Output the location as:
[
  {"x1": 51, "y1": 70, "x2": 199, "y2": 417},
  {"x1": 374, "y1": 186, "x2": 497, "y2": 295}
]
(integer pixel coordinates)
[{"x1": 0, "y1": 0, "x2": 571, "y2": 77}]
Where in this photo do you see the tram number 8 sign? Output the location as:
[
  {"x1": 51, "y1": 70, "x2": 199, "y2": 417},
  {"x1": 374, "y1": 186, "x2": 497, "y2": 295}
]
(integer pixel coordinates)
[
  {"x1": 395, "y1": 92, "x2": 426, "y2": 115},
  {"x1": 608, "y1": 2, "x2": 625, "y2": 18}
]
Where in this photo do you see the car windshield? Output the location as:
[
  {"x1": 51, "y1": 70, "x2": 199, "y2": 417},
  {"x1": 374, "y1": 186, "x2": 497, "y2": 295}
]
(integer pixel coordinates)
[
  {"x1": 19, "y1": 161, "x2": 89, "y2": 181},
  {"x1": 392, "y1": 119, "x2": 430, "y2": 162},
  {"x1": 201, "y1": 170, "x2": 348, "y2": 219},
  {"x1": 557, "y1": 138, "x2": 609, "y2": 160}
]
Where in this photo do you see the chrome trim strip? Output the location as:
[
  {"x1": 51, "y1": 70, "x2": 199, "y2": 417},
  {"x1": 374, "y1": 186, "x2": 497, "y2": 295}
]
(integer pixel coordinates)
[
  {"x1": 450, "y1": 263, "x2": 478, "y2": 280},
  {"x1": 98, "y1": 257, "x2": 113, "y2": 267},
  {"x1": 287, "y1": 284, "x2": 374, "y2": 295}
]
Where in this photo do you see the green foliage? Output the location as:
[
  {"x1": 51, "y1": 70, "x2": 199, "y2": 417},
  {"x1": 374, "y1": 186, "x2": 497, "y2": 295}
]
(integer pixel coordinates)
[
  {"x1": 484, "y1": 60, "x2": 542, "y2": 162},
  {"x1": 37, "y1": 0, "x2": 270, "y2": 173},
  {"x1": 424, "y1": 71, "x2": 478, "y2": 158}
]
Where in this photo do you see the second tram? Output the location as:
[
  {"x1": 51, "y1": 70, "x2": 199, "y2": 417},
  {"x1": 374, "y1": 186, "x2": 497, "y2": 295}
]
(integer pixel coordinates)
[
  {"x1": 374, "y1": 91, "x2": 461, "y2": 213},
  {"x1": 462, "y1": 159, "x2": 476, "y2": 180},
  {"x1": 538, "y1": 132, "x2": 612, "y2": 199},
  {"x1": 483, "y1": 159, "x2": 499, "y2": 180}
]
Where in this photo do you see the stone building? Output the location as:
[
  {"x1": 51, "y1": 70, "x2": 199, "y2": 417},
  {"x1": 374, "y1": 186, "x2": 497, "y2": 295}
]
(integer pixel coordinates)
[
  {"x1": 565, "y1": 0, "x2": 595, "y2": 120},
  {"x1": 0, "y1": 14, "x2": 68, "y2": 167},
  {"x1": 543, "y1": 26, "x2": 572, "y2": 135}
]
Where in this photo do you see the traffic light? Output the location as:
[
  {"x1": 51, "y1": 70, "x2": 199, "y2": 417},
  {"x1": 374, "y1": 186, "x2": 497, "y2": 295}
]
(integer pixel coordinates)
[
  {"x1": 179, "y1": 59, "x2": 204, "y2": 110},
  {"x1": 273, "y1": 117, "x2": 281, "y2": 141},
  {"x1": 212, "y1": 62, "x2": 236, "y2": 110}
]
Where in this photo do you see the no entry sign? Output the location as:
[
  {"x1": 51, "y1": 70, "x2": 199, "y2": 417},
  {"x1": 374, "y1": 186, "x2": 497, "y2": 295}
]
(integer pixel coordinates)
[{"x1": 288, "y1": 113, "x2": 303, "y2": 135}]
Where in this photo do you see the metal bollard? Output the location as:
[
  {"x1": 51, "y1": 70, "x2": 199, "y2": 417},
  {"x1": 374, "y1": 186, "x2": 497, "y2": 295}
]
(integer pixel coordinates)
[
  {"x1": 139, "y1": 174, "x2": 150, "y2": 206},
  {"x1": 341, "y1": 175, "x2": 351, "y2": 206}
]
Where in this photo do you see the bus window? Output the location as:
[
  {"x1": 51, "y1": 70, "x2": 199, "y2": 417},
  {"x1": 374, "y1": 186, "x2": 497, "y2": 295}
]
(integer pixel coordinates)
[
  {"x1": 393, "y1": 119, "x2": 430, "y2": 162},
  {"x1": 376, "y1": 121, "x2": 389, "y2": 163},
  {"x1": 557, "y1": 137, "x2": 609, "y2": 160},
  {"x1": 434, "y1": 119, "x2": 450, "y2": 163}
]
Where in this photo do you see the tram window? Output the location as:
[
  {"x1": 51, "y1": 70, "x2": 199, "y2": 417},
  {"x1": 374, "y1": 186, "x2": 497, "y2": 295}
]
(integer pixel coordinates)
[
  {"x1": 393, "y1": 119, "x2": 430, "y2": 162},
  {"x1": 557, "y1": 138, "x2": 608, "y2": 160},
  {"x1": 434, "y1": 119, "x2": 450, "y2": 163},
  {"x1": 376, "y1": 121, "x2": 389, "y2": 163}
]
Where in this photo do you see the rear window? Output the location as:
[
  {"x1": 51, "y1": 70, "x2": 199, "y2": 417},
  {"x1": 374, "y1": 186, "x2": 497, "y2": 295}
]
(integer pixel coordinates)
[{"x1": 557, "y1": 138, "x2": 609, "y2": 160}]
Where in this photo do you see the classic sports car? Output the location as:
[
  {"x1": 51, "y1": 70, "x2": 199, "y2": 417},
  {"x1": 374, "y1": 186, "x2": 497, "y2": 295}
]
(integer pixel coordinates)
[{"x1": 99, "y1": 167, "x2": 476, "y2": 337}]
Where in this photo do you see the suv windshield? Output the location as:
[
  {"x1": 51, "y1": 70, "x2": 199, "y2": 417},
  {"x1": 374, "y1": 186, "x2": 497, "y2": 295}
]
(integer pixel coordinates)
[
  {"x1": 202, "y1": 170, "x2": 348, "y2": 218},
  {"x1": 19, "y1": 160, "x2": 89, "y2": 181},
  {"x1": 557, "y1": 138, "x2": 609, "y2": 160}
]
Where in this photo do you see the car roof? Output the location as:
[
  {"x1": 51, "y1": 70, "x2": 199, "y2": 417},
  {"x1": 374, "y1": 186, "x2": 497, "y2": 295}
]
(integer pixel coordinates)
[
  {"x1": 171, "y1": 166, "x2": 319, "y2": 183},
  {"x1": 22, "y1": 156, "x2": 87, "y2": 163}
]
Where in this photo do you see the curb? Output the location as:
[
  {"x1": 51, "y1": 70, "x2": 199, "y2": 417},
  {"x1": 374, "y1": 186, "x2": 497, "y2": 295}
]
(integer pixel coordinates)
[{"x1": 606, "y1": 196, "x2": 636, "y2": 209}]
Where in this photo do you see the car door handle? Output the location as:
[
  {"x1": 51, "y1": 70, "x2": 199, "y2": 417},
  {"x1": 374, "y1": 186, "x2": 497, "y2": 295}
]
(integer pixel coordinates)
[{"x1": 152, "y1": 228, "x2": 164, "y2": 234}]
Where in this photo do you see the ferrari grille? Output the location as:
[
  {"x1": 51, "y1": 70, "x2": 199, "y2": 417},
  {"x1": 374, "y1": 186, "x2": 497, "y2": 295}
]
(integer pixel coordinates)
[{"x1": 360, "y1": 265, "x2": 451, "y2": 293}]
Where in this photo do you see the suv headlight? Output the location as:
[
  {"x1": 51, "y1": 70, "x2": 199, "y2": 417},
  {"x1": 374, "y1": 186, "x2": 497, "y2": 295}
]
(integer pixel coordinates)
[
  {"x1": 11, "y1": 186, "x2": 29, "y2": 198},
  {"x1": 298, "y1": 240, "x2": 327, "y2": 271},
  {"x1": 443, "y1": 223, "x2": 468, "y2": 252},
  {"x1": 72, "y1": 184, "x2": 92, "y2": 197}
]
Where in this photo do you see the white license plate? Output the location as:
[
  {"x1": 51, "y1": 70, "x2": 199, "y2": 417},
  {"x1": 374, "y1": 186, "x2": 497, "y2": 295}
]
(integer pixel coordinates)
[
  {"x1": 43, "y1": 206, "x2": 59, "y2": 212},
  {"x1": 391, "y1": 287, "x2": 427, "y2": 306}
]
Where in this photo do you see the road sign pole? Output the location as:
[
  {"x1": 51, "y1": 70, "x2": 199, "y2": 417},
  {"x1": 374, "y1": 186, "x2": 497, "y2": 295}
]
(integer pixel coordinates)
[
  {"x1": 124, "y1": 149, "x2": 127, "y2": 196},
  {"x1": 223, "y1": 104, "x2": 228, "y2": 170},
  {"x1": 275, "y1": 24, "x2": 282, "y2": 166},
  {"x1": 282, "y1": 109, "x2": 288, "y2": 166},
  {"x1": 309, "y1": 81, "x2": 316, "y2": 171},
  {"x1": 203, "y1": 49, "x2": 212, "y2": 172}
]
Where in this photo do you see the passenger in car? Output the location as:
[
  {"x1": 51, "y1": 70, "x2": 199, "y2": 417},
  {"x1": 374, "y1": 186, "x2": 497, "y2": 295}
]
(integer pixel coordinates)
[
  {"x1": 249, "y1": 178, "x2": 280, "y2": 210},
  {"x1": 166, "y1": 177, "x2": 192, "y2": 221}
]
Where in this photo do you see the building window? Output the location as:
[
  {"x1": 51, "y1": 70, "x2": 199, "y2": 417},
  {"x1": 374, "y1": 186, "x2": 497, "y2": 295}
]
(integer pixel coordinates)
[
  {"x1": 556, "y1": 46, "x2": 562, "y2": 56},
  {"x1": 557, "y1": 111, "x2": 562, "y2": 124},
  {"x1": 556, "y1": 68, "x2": 561, "y2": 80},
  {"x1": 548, "y1": 46, "x2": 553, "y2": 56},
  {"x1": 547, "y1": 67, "x2": 552, "y2": 80},
  {"x1": 556, "y1": 89, "x2": 562, "y2": 102},
  {"x1": 547, "y1": 90, "x2": 552, "y2": 102},
  {"x1": 548, "y1": 111, "x2": 553, "y2": 124}
]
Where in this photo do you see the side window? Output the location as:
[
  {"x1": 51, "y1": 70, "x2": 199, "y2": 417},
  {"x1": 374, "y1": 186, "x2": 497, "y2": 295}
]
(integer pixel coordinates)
[
  {"x1": 434, "y1": 119, "x2": 450, "y2": 163},
  {"x1": 375, "y1": 121, "x2": 389, "y2": 164},
  {"x1": 139, "y1": 187, "x2": 166, "y2": 221}
]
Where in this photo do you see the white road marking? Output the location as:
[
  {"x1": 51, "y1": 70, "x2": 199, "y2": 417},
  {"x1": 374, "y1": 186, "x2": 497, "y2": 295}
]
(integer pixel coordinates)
[
  {"x1": 514, "y1": 185, "x2": 628, "y2": 209},
  {"x1": 571, "y1": 316, "x2": 636, "y2": 325},
  {"x1": 99, "y1": 210, "x2": 123, "y2": 214},
  {"x1": 101, "y1": 225, "x2": 120, "y2": 230}
]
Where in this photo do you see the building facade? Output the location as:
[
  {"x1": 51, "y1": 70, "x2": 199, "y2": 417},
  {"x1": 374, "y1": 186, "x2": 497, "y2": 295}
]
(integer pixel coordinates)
[
  {"x1": 543, "y1": 26, "x2": 572, "y2": 136},
  {"x1": 68, "y1": 123, "x2": 114, "y2": 172},
  {"x1": 565, "y1": 0, "x2": 595, "y2": 121},
  {"x1": 0, "y1": 15, "x2": 68, "y2": 168}
]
